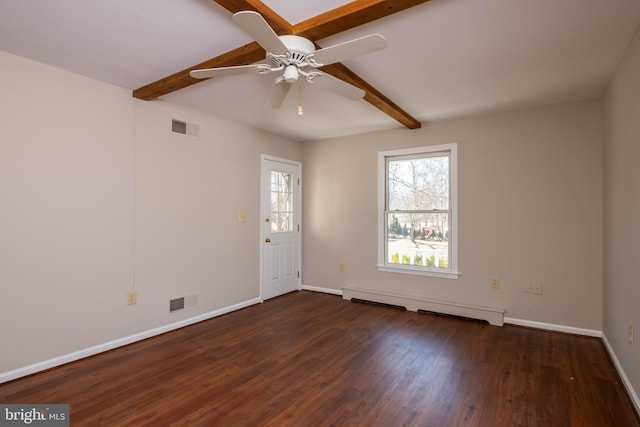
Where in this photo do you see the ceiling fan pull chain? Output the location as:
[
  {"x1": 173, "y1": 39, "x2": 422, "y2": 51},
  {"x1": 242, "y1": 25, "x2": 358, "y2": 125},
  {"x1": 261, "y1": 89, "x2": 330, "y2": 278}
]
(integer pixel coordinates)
[{"x1": 298, "y1": 84, "x2": 304, "y2": 117}]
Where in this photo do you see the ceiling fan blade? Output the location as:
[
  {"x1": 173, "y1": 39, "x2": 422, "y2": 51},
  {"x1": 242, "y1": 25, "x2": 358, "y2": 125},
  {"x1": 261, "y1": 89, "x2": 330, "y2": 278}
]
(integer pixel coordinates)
[
  {"x1": 312, "y1": 74, "x2": 365, "y2": 101},
  {"x1": 233, "y1": 11, "x2": 289, "y2": 55},
  {"x1": 311, "y1": 34, "x2": 387, "y2": 66},
  {"x1": 265, "y1": 83, "x2": 291, "y2": 109},
  {"x1": 189, "y1": 64, "x2": 262, "y2": 79}
]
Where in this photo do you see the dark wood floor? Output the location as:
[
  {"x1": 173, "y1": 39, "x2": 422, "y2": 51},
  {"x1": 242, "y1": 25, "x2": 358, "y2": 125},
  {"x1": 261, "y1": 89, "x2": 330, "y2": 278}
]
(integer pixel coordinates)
[{"x1": 1, "y1": 291, "x2": 638, "y2": 426}]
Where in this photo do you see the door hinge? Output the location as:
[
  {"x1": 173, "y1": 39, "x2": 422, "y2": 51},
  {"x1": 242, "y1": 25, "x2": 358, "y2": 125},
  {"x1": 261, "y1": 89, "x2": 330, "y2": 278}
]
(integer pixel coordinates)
[
  {"x1": 297, "y1": 271, "x2": 300, "y2": 278},
  {"x1": 298, "y1": 177, "x2": 300, "y2": 185},
  {"x1": 297, "y1": 224, "x2": 300, "y2": 232}
]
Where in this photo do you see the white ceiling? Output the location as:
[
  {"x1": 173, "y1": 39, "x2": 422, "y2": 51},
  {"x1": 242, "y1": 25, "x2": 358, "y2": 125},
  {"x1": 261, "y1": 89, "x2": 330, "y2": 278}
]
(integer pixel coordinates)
[{"x1": 1, "y1": 0, "x2": 639, "y2": 141}]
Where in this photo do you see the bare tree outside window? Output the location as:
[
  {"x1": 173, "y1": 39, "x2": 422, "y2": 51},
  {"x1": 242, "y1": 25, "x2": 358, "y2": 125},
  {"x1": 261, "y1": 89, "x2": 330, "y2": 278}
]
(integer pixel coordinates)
[
  {"x1": 271, "y1": 171, "x2": 293, "y2": 233},
  {"x1": 386, "y1": 152, "x2": 451, "y2": 269}
]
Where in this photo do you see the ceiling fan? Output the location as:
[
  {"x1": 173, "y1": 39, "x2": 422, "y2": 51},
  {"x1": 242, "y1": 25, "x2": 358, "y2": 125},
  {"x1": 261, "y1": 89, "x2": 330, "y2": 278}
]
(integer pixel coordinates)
[{"x1": 189, "y1": 11, "x2": 387, "y2": 112}]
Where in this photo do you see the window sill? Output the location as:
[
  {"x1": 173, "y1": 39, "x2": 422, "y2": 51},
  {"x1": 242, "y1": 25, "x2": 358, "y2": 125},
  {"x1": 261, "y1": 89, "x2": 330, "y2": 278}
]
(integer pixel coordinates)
[{"x1": 376, "y1": 264, "x2": 461, "y2": 279}]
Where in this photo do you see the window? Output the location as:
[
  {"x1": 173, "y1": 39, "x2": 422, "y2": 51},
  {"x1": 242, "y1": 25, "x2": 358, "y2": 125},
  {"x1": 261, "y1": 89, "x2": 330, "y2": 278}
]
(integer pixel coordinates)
[
  {"x1": 378, "y1": 144, "x2": 459, "y2": 278},
  {"x1": 270, "y1": 170, "x2": 294, "y2": 233}
]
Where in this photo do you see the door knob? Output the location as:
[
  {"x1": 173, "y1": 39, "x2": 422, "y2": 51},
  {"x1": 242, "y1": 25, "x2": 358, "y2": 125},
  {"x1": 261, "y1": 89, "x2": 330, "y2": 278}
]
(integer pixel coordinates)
[{"x1": 265, "y1": 238, "x2": 271, "y2": 243}]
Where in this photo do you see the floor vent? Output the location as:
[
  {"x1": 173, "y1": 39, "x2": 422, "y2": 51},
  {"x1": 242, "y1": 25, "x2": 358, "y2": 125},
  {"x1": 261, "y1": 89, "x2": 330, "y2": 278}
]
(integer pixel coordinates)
[
  {"x1": 171, "y1": 119, "x2": 200, "y2": 137},
  {"x1": 169, "y1": 294, "x2": 198, "y2": 313}
]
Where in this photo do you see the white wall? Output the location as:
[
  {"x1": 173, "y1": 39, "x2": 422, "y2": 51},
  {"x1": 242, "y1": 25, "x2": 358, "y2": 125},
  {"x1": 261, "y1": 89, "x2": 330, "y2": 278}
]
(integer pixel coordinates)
[
  {"x1": 603, "y1": 25, "x2": 640, "y2": 407},
  {"x1": 302, "y1": 100, "x2": 603, "y2": 330},
  {"x1": 0, "y1": 51, "x2": 301, "y2": 375}
]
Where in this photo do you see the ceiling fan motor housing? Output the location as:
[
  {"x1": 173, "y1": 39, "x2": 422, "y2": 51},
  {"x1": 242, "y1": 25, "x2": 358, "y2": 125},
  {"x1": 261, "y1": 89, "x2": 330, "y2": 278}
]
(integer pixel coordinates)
[
  {"x1": 279, "y1": 35, "x2": 315, "y2": 61},
  {"x1": 270, "y1": 36, "x2": 316, "y2": 82}
]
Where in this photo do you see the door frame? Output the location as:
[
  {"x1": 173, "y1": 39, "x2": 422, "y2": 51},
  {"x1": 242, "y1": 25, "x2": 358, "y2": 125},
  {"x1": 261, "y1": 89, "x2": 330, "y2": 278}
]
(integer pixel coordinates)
[{"x1": 259, "y1": 154, "x2": 302, "y2": 302}]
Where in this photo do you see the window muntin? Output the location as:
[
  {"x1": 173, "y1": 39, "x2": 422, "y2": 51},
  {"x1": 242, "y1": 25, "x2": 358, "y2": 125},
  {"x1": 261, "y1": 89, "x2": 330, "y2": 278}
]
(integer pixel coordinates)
[{"x1": 378, "y1": 144, "x2": 458, "y2": 278}]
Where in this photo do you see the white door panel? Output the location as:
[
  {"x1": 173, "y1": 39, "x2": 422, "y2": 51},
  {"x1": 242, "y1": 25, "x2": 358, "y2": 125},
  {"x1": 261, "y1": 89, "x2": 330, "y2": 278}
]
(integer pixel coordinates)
[{"x1": 260, "y1": 156, "x2": 301, "y2": 300}]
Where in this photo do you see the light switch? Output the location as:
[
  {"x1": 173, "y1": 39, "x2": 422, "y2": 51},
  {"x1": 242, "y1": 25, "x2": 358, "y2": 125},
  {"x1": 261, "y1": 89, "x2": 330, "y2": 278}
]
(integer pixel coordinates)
[{"x1": 238, "y1": 211, "x2": 247, "y2": 223}]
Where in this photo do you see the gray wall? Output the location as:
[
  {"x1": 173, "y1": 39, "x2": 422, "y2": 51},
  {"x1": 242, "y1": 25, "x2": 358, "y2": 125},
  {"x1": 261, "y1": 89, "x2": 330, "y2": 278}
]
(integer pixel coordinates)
[
  {"x1": 0, "y1": 51, "x2": 302, "y2": 374},
  {"x1": 603, "y1": 25, "x2": 640, "y2": 408},
  {"x1": 302, "y1": 100, "x2": 603, "y2": 330}
]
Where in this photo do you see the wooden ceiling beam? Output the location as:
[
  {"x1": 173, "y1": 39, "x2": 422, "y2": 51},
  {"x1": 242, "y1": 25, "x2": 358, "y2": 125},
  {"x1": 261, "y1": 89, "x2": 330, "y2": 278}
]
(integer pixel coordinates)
[
  {"x1": 293, "y1": 0, "x2": 434, "y2": 40},
  {"x1": 133, "y1": 42, "x2": 265, "y2": 101},
  {"x1": 321, "y1": 63, "x2": 421, "y2": 129},
  {"x1": 132, "y1": 0, "x2": 430, "y2": 129}
]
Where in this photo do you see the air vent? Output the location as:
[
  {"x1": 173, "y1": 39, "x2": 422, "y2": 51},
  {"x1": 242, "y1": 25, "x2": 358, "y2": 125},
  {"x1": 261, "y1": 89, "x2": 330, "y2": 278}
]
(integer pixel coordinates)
[
  {"x1": 171, "y1": 119, "x2": 200, "y2": 137},
  {"x1": 172, "y1": 119, "x2": 187, "y2": 135},
  {"x1": 169, "y1": 297, "x2": 185, "y2": 312},
  {"x1": 169, "y1": 294, "x2": 197, "y2": 313}
]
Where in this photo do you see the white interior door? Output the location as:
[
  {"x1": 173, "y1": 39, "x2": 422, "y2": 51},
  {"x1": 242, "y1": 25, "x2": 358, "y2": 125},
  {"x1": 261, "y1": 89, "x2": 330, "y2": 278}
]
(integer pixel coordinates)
[{"x1": 260, "y1": 155, "x2": 301, "y2": 300}]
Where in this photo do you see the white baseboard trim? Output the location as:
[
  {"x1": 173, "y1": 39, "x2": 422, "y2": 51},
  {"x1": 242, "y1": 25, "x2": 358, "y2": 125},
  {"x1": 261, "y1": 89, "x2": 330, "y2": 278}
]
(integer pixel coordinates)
[
  {"x1": 503, "y1": 317, "x2": 602, "y2": 337},
  {"x1": 0, "y1": 297, "x2": 261, "y2": 385},
  {"x1": 301, "y1": 284, "x2": 343, "y2": 296},
  {"x1": 601, "y1": 333, "x2": 640, "y2": 416}
]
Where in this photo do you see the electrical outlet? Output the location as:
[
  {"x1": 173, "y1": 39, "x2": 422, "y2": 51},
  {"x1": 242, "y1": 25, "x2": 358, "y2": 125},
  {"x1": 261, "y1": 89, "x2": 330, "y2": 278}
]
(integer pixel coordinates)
[
  {"x1": 629, "y1": 323, "x2": 634, "y2": 344},
  {"x1": 339, "y1": 263, "x2": 346, "y2": 272},
  {"x1": 533, "y1": 284, "x2": 543, "y2": 295},
  {"x1": 491, "y1": 276, "x2": 500, "y2": 289},
  {"x1": 127, "y1": 290, "x2": 137, "y2": 305},
  {"x1": 237, "y1": 211, "x2": 247, "y2": 223}
]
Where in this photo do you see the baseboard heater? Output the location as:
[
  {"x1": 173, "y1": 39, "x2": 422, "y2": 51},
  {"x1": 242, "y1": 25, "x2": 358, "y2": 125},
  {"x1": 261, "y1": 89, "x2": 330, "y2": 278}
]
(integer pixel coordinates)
[{"x1": 342, "y1": 286, "x2": 504, "y2": 326}]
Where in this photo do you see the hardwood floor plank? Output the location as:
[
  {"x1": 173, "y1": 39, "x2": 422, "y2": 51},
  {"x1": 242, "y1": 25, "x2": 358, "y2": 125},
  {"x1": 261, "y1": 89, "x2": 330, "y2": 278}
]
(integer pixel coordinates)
[{"x1": 1, "y1": 291, "x2": 638, "y2": 426}]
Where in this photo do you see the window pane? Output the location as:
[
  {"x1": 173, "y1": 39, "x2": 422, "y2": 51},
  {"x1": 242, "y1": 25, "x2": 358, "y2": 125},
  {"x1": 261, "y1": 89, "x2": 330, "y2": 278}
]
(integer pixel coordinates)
[
  {"x1": 388, "y1": 155, "x2": 449, "y2": 211},
  {"x1": 387, "y1": 212, "x2": 449, "y2": 268},
  {"x1": 278, "y1": 193, "x2": 290, "y2": 212},
  {"x1": 271, "y1": 170, "x2": 294, "y2": 233},
  {"x1": 271, "y1": 213, "x2": 292, "y2": 233}
]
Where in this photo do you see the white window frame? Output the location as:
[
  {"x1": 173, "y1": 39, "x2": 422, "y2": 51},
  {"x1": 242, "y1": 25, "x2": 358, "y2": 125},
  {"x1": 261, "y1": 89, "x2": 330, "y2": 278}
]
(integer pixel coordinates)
[{"x1": 377, "y1": 143, "x2": 460, "y2": 279}]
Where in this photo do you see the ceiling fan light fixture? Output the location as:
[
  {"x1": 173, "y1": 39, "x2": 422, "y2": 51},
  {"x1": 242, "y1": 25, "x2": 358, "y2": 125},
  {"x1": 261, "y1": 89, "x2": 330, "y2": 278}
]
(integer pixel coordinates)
[{"x1": 284, "y1": 65, "x2": 299, "y2": 83}]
